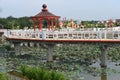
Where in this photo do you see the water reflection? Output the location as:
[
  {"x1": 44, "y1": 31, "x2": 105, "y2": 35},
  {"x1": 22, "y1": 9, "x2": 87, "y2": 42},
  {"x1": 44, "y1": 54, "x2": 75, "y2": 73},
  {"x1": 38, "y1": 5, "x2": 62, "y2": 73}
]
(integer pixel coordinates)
[
  {"x1": 101, "y1": 74, "x2": 107, "y2": 80},
  {"x1": 101, "y1": 67, "x2": 107, "y2": 80}
]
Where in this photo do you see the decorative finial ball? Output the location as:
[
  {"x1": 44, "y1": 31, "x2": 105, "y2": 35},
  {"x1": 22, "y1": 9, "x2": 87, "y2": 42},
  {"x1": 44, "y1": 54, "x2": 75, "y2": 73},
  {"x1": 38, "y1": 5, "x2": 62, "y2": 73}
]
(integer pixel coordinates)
[{"x1": 42, "y1": 4, "x2": 47, "y2": 8}]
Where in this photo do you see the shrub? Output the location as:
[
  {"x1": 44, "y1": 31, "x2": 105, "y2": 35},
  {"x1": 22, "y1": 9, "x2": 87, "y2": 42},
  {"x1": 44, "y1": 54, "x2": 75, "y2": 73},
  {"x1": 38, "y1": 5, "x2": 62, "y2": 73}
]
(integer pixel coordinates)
[
  {"x1": 20, "y1": 65, "x2": 67, "y2": 80},
  {"x1": 0, "y1": 72, "x2": 8, "y2": 80}
]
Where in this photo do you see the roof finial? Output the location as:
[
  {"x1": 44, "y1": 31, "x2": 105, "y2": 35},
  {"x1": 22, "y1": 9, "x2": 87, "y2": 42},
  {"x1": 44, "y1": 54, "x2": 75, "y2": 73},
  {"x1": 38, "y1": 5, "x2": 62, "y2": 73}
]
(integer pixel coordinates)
[{"x1": 42, "y1": 4, "x2": 48, "y2": 12}]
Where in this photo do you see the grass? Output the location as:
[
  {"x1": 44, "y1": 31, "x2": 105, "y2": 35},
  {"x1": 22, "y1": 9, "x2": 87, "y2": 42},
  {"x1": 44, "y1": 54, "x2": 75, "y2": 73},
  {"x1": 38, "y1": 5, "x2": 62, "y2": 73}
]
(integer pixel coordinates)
[
  {"x1": 20, "y1": 65, "x2": 67, "y2": 80},
  {"x1": 0, "y1": 72, "x2": 8, "y2": 80}
]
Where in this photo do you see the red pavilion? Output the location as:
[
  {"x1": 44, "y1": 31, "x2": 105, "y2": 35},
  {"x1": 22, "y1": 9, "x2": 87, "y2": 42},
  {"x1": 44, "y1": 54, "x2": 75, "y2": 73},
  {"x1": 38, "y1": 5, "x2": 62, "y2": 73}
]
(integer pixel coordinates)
[{"x1": 30, "y1": 4, "x2": 60, "y2": 31}]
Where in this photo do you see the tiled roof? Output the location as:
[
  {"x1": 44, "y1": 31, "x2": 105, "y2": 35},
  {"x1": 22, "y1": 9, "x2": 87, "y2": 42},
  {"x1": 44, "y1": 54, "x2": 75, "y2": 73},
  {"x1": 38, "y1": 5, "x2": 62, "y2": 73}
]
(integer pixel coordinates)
[
  {"x1": 32, "y1": 4, "x2": 60, "y2": 18},
  {"x1": 34, "y1": 11, "x2": 59, "y2": 17}
]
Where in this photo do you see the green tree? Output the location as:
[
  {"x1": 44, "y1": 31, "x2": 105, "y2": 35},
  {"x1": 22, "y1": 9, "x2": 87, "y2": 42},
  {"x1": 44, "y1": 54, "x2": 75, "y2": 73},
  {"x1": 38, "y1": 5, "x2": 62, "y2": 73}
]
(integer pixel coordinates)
[{"x1": 0, "y1": 16, "x2": 33, "y2": 29}]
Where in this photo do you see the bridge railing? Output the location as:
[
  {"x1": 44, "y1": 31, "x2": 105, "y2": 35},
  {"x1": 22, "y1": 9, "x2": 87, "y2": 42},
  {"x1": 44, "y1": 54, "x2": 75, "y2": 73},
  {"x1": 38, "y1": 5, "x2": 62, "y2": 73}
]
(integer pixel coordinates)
[{"x1": 4, "y1": 29, "x2": 120, "y2": 40}]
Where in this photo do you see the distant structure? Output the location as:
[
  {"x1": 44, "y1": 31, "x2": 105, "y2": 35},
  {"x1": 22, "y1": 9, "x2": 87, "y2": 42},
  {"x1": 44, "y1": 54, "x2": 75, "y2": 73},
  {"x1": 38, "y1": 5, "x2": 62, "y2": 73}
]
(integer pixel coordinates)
[
  {"x1": 106, "y1": 19, "x2": 115, "y2": 28},
  {"x1": 30, "y1": 4, "x2": 60, "y2": 31}
]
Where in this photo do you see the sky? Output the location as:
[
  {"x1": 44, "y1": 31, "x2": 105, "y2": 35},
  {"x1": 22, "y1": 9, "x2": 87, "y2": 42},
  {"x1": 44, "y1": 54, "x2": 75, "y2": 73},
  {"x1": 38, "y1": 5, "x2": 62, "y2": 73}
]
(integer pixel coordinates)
[{"x1": 0, "y1": 0, "x2": 120, "y2": 20}]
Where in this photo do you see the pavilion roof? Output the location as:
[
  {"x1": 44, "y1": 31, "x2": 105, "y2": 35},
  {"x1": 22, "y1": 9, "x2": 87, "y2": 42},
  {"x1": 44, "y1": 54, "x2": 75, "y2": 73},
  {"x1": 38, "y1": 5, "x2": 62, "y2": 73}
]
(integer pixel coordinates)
[
  {"x1": 31, "y1": 4, "x2": 60, "y2": 18},
  {"x1": 35, "y1": 11, "x2": 59, "y2": 17}
]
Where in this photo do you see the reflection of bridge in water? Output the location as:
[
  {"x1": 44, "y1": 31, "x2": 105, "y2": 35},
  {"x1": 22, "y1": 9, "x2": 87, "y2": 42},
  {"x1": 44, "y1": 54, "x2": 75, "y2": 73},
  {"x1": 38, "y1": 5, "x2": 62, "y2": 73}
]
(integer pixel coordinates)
[{"x1": 1, "y1": 28, "x2": 120, "y2": 80}]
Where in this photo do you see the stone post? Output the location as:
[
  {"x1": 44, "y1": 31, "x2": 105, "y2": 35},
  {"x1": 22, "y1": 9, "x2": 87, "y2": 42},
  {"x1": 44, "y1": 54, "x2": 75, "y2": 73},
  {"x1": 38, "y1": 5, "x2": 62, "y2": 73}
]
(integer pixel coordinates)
[
  {"x1": 99, "y1": 45, "x2": 107, "y2": 67},
  {"x1": 46, "y1": 44, "x2": 55, "y2": 62},
  {"x1": 14, "y1": 42, "x2": 21, "y2": 55}
]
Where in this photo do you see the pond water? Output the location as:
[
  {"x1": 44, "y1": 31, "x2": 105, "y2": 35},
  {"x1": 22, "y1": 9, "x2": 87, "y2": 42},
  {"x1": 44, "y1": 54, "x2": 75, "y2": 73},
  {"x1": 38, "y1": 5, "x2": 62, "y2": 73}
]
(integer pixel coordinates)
[{"x1": 83, "y1": 61, "x2": 120, "y2": 80}]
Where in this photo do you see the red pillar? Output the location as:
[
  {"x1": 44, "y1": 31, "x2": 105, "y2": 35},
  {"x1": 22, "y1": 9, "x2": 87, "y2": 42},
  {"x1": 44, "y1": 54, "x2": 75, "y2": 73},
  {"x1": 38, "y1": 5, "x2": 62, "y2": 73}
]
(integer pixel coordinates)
[
  {"x1": 39, "y1": 20, "x2": 42, "y2": 30},
  {"x1": 33, "y1": 20, "x2": 36, "y2": 31},
  {"x1": 54, "y1": 19, "x2": 56, "y2": 27},
  {"x1": 48, "y1": 20, "x2": 50, "y2": 30},
  {"x1": 51, "y1": 19, "x2": 55, "y2": 30},
  {"x1": 52, "y1": 19, "x2": 56, "y2": 30},
  {"x1": 51, "y1": 19, "x2": 53, "y2": 27},
  {"x1": 54, "y1": 19, "x2": 57, "y2": 30}
]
